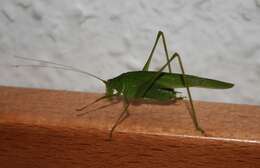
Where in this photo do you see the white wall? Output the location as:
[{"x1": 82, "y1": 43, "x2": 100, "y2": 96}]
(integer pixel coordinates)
[{"x1": 0, "y1": 0, "x2": 260, "y2": 105}]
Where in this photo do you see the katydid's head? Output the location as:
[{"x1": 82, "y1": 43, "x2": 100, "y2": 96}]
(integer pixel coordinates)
[
  {"x1": 105, "y1": 81, "x2": 114, "y2": 96},
  {"x1": 105, "y1": 79, "x2": 116, "y2": 96},
  {"x1": 105, "y1": 78, "x2": 122, "y2": 96}
]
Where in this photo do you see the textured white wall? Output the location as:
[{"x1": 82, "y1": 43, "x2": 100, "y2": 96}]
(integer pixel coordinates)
[{"x1": 0, "y1": 0, "x2": 260, "y2": 105}]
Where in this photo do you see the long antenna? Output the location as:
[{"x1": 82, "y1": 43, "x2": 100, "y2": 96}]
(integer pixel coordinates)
[{"x1": 13, "y1": 56, "x2": 107, "y2": 84}]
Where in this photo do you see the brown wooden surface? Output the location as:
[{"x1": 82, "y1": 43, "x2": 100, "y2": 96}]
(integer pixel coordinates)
[{"x1": 1, "y1": 86, "x2": 260, "y2": 167}]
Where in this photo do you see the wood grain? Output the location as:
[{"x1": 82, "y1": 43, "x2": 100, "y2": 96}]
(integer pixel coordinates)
[{"x1": 0, "y1": 86, "x2": 260, "y2": 167}]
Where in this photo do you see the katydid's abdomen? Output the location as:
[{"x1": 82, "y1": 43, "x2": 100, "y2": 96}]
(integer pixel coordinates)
[{"x1": 143, "y1": 86, "x2": 179, "y2": 101}]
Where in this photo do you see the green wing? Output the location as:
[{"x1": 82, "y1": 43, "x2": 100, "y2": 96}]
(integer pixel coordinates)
[
  {"x1": 155, "y1": 72, "x2": 234, "y2": 89},
  {"x1": 123, "y1": 71, "x2": 234, "y2": 90}
]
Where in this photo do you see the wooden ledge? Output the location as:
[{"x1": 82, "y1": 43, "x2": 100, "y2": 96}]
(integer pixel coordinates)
[{"x1": 1, "y1": 86, "x2": 260, "y2": 167}]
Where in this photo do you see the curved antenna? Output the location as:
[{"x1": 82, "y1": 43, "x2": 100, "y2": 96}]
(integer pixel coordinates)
[{"x1": 13, "y1": 56, "x2": 107, "y2": 84}]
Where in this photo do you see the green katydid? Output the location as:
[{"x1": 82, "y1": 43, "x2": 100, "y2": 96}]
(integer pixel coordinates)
[{"x1": 13, "y1": 31, "x2": 234, "y2": 139}]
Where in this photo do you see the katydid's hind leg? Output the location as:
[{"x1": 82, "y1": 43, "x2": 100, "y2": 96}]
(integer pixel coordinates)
[
  {"x1": 143, "y1": 31, "x2": 176, "y2": 97},
  {"x1": 108, "y1": 99, "x2": 130, "y2": 140},
  {"x1": 173, "y1": 52, "x2": 205, "y2": 134},
  {"x1": 143, "y1": 31, "x2": 172, "y2": 73}
]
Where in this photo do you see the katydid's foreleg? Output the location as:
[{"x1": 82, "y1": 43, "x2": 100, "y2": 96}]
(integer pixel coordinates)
[
  {"x1": 76, "y1": 94, "x2": 116, "y2": 112},
  {"x1": 143, "y1": 31, "x2": 172, "y2": 73},
  {"x1": 77, "y1": 100, "x2": 120, "y2": 117},
  {"x1": 173, "y1": 52, "x2": 205, "y2": 134},
  {"x1": 109, "y1": 98, "x2": 130, "y2": 140}
]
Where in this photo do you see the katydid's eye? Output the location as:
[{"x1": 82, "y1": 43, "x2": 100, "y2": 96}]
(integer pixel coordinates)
[{"x1": 113, "y1": 90, "x2": 118, "y2": 94}]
